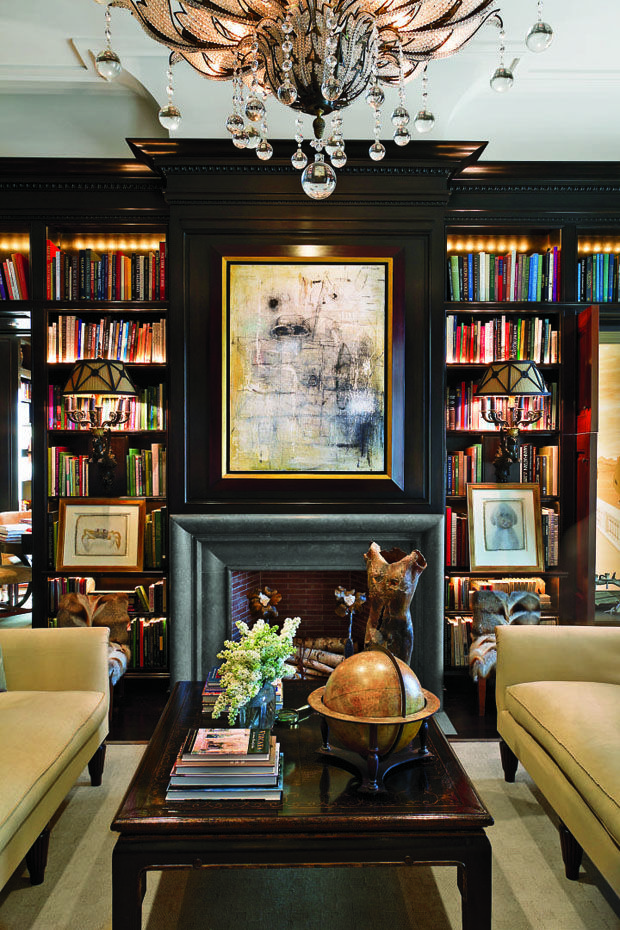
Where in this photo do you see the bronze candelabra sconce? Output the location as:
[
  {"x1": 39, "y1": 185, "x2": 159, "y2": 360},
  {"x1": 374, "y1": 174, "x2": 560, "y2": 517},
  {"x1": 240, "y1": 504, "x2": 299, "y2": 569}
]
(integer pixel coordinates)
[
  {"x1": 477, "y1": 360, "x2": 551, "y2": 483},
  {"x1": 62, "y1": 359, "x2": 138, "y2": 488}
]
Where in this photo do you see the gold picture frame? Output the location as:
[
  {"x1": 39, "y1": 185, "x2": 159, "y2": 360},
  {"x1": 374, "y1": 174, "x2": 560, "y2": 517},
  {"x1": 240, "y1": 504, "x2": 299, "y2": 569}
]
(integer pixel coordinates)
[
  {"x1": 56, "y1": 498, "x2": 145, "y2": 572},
  {"x1": 222, "y1": 255, "x2": 393, "y2": 479},
  {"x1": 467, "y1": 483, "x2": 545, "y2": 572}
]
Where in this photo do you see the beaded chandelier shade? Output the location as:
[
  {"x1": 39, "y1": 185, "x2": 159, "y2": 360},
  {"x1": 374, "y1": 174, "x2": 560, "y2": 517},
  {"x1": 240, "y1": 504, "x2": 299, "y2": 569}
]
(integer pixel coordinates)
[
  {"x1": 476, "y1": 360, "x2": 551, "y2": 398},
  {"x1": 62, "y1": 359, "x2": 138, "y2": 397},
  {"x1": 111, "y1": 0, "x2": 498, "y2": 115}
]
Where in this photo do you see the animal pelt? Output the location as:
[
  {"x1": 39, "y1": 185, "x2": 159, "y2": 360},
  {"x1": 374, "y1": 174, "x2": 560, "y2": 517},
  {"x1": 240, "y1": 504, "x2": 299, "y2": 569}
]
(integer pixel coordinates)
[{"x1": 57, "y1": 591, "x2": 131, "y2": 647}]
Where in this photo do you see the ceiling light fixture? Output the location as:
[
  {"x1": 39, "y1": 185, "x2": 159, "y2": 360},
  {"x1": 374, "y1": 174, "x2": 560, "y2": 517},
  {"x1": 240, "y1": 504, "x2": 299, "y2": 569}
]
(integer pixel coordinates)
[{"x1": 100, "y1": 0, "x2": 500, "y2": 198}]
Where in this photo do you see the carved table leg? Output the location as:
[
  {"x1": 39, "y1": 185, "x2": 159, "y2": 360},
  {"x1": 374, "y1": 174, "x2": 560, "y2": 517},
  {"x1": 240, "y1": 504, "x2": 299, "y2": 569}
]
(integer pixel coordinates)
[
  {"x1": 499, "y1": 738, "x2": 518, "y2": 782},
  {"x1": 25, "y1": 824, "x2": 51, "y2": 885},
  {"x1": 88, "y1": 743, "x2": 107, "y2": 786},
  {"x1": 559, "y1": 820, "x2": 583, "y2": 880}
]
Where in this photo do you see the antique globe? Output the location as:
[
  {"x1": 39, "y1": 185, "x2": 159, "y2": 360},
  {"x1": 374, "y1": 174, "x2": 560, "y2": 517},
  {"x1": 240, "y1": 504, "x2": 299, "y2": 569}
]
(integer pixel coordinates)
[{"x1": 308, "y1": 648, "x2": 439, "y2": 759}]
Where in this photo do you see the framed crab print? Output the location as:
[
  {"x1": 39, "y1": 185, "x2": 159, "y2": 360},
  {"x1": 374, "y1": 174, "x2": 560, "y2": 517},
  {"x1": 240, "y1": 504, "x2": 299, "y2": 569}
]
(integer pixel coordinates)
[{"x1": 56, "y1": 498, "x2": 145, "y2": 572}]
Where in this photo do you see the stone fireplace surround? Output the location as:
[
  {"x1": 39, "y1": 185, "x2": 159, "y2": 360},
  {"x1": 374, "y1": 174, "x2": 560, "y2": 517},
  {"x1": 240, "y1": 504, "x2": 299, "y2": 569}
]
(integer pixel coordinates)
[{"x1": 170, "y1": 513, "x2": 445, "y2": 701}]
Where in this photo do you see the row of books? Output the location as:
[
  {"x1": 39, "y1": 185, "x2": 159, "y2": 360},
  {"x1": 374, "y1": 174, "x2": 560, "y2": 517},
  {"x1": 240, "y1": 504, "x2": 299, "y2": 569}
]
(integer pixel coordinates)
[
  {"x1": 128, "y1": 616, "x2": 168, "y2": 669},
  {"x1": 133, "y1": 580, "x2": 167, "y2": 613},
  {"x1": 447, "y1": 248, "x2": 561, "y2": 302},
  {"x1": 576, "y1": 252, "x2": 620, "y2": 303},
  {"x1": 445, "y1": 507, "x2": 469, "y2": 567},
  {"x1": 47, "y1": 316, "x2": 166, "y2": 364},
  {"x1": 126, "y1": 444, "x2": 167, "y2": 497},
  {"x1": 445, "y1": 382, "x2": 558, "y2": 432},
  {"x1": 47, "y1": 575, "x2": 95, "y2": 613},
  {"x1": 520, "y1": 443, "x2": 559, "y2": 495},
  {"x1": 541, "y1": 506, "x2": 560, "y2": 567},
  {"x1": 0, "y1": 251, "x2": 29, "y2": 299},
  {"x1": 445, "y1": 315, "x2": 559, "y2": 365},
  {"x1": 166, "y1": 728, "x2": 283, "y2": 802},
  {"x1": 143, "y1": 507, "x2": 167, "y2": 571},
  {"x1": 46, "y1": 241, "x2": 166, "y2": 301},
  {"x1": 201, "y1": 667, "x2": 284, "y2": 712},
  {"x1": 48, "y1": 447, "x2": 89, "y2": 497},
  {"x1": 445, "y1": 616, "x2": 472, "y2": 667},
  {"x1": 48, "y1": 383, "x2": 167, "y2": 431},
  {"x1": 446, "y1": 445, "x2": 482, "y2": 495},
  {"x1": 445, "y1": 575, "x2": 551, "y2": 610}
]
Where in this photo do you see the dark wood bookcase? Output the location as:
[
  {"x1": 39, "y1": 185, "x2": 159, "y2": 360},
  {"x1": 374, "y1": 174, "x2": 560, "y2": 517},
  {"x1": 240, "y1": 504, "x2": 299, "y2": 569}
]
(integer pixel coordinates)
[{"x1": 0, "y1": 147, "x2": 616, "y2": 699}]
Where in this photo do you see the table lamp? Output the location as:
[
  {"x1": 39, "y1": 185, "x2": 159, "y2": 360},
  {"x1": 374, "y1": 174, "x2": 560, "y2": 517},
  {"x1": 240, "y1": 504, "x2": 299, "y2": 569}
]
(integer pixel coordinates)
[
  {"x1": 477, "y1": 359, "x2": 551, "y2": 482},
  {"x1": 62, "y1": 359, "x2": 138, "y2": 487}
]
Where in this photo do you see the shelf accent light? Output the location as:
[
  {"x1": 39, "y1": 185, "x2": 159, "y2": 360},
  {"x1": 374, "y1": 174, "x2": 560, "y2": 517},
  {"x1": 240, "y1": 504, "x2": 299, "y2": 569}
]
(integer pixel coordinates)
[
  {"x1": 62, "y1": 359, "x2": 138, "y2": 487},
  {"x1": 477, "y1": 359, "x2": 551, "y2": 483}
]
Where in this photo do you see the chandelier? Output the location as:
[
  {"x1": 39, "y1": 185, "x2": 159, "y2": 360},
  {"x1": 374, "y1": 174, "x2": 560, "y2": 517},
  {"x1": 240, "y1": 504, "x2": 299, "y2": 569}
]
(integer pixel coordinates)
[{"x1": 97, "y1": 0, "x2": 553, "y2": 198}]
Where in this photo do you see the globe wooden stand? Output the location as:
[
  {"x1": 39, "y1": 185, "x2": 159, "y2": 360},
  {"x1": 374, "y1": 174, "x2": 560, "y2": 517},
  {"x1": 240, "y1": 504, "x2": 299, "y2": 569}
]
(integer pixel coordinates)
[{"x1": 307, "y1": 686, "x2": 440, "y2": 793}]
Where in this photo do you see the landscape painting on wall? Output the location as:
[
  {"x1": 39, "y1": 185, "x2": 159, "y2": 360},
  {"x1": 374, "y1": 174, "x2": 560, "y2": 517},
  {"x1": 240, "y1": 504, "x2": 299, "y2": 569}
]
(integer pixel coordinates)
[{"x1": 223, "y1": 258, "x2": 392, "y2": 475}]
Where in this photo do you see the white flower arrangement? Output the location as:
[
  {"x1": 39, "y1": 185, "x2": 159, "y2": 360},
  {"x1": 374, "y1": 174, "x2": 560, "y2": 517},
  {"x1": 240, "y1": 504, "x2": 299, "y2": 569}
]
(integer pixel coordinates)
[{"x1": 212, "y1": 617, "x2": 301, "y2": 724}]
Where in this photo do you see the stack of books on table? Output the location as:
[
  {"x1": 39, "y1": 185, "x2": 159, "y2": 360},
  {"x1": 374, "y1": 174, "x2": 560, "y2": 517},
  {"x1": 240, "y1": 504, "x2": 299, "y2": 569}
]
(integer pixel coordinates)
[
  {"x1": 0, "y1": 523, "x2": 31, "y2": 542},
  {"x1": 201, "y1": 668, "x2": 284, "y2": 713},
  {"x1": 165, "y1": 727, "x2": 283, "y2": 802}
]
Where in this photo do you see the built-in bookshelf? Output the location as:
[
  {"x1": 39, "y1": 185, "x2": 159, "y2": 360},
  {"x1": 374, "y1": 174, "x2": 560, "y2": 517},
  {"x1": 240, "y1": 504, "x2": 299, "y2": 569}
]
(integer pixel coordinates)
[
  {"x1": 41, "y1": 226, "x2": 170, "y2": 679},
  {"x1": 444, "y1": 226, "x2": 569, "y2": 672}
]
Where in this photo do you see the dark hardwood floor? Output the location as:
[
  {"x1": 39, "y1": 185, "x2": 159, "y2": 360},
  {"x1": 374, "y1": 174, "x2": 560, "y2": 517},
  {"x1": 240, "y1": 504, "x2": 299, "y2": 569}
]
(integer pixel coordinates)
[{"x1": 108, "y1": 671, "x2": 499, "y2": 742}]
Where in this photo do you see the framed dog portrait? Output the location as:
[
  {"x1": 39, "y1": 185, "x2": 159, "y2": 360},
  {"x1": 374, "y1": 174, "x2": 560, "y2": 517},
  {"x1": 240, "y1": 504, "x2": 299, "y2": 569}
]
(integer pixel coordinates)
[
  {"x1": 467, "y1": 483, "x2": 544, "y2": 572},
  {"x1": 56, "y1": 499, "x2": 145, "y2": 572}
]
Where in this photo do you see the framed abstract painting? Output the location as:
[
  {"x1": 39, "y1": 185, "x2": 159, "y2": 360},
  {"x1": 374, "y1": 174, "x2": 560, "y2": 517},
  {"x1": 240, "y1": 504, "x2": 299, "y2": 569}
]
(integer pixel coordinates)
[{"x1": 221, "y1": 253, "x2": 400, "y2": 482}]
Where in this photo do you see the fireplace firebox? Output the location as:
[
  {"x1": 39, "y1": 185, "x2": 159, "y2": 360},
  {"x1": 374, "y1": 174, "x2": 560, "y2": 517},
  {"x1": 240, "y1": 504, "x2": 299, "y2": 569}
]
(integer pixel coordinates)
[{"x1": 170, "y1": 513, "x2": 444, "y2": 700}]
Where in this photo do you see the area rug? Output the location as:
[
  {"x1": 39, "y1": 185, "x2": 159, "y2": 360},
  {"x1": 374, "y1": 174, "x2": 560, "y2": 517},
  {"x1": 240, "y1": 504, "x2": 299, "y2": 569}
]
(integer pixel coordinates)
[{"x1": 0, "y1": 742, "x2": 617, "y2": 930}]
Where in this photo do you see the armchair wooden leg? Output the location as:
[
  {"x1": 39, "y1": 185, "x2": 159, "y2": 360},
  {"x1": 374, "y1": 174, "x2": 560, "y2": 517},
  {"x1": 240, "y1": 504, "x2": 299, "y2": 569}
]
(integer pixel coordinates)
[
  {"x1": 25, "y1": 824, "x2": 51, "y2": 885},
  {"x1": 499, "y1": 738, "x2": 518, "y2": 782},
  {"x1": 559, "y1": 820, "x2": 583, "y2": 880},
  {"x1": 88, "y1": 743, "x2": 107, "y2": 787}
]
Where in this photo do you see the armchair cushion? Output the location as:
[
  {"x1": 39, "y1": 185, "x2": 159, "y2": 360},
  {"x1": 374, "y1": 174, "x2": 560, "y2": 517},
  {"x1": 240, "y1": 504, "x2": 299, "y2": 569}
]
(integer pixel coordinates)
[{"x1": 505, "y1": 679, "x2": 620, "y2": 846}]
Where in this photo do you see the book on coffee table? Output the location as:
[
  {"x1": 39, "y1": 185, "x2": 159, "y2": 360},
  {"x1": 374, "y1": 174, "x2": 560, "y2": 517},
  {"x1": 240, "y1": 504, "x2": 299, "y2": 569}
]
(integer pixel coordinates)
[
  {"x1": 181, "y1": 727, "x2": 271, "y2": 761},
  {"x1": 174, "y1": 736, "x2": 278, "y2": 773},
  {"x1": 169, "y1": 751, "x2": 282, "y2": 787},
  {"x1": 165, "y1": 765, "x2": 284, "y2": 802}
]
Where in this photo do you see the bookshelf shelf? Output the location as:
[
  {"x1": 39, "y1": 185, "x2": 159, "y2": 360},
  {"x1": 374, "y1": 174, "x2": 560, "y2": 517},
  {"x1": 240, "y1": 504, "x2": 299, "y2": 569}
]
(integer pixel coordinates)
[{"x1": 34, "y1": 222, "x2": 170, "y2": 679}]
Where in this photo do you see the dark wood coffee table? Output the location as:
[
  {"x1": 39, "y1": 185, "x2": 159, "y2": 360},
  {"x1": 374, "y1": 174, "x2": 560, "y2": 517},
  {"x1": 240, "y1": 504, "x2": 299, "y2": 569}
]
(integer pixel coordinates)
[{"x1": 111, "y1": 681, "x2": 493, "y2": 930}]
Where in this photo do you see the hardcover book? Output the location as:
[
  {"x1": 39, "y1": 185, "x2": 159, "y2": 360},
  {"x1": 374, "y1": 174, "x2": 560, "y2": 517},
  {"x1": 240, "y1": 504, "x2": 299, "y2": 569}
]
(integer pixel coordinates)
[
  {"x1": 165, "y1": 765, "x2": 284, "y2": 802},
  {"x1": 181, "y1": 727, "x2": 271, "y2": 761}
]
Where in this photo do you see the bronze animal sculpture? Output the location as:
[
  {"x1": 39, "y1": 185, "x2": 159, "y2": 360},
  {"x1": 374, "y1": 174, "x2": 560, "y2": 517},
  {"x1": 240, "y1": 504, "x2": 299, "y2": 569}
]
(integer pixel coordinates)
[{"x1": 363, "y1": 542, "x2": 427, "y2": 665}]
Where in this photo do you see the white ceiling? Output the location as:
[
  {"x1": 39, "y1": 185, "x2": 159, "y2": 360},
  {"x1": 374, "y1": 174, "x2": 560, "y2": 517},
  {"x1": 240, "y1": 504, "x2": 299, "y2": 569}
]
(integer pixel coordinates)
[{"x1": 0, "y1": 0, "x2": 616, "y2": 162}]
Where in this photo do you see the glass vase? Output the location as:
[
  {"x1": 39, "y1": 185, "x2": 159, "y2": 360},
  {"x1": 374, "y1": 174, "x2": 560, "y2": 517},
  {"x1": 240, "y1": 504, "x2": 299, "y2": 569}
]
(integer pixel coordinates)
[{"x1": 238, "y1": 681, "x2": 276, "y2": 730}]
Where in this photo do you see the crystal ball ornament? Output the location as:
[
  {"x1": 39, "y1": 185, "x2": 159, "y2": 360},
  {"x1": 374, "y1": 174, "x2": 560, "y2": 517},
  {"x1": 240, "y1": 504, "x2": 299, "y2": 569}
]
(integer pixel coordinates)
[
  {"x1": 526, "y1": 20, "x2": 553, "y2": 53},
  {"x1": 278, "y1": 81, "x2": 297, "y2": 105},
  {"x1": 391, "y1": 106, "x2": 410, "y2": 128},
  {"x1": 369, "y1": 141, "x2": 386, "y2": 161},
  {"x1": 330, "y1": 147, "x2": 347, "y2": 169},
  {"x1": 95, "y1": 49, "x2": 122, "y2": 80},
  {"x1": 158, "y1": 104, "x2": 181, "y2": 131},
  {"x1": 226, "y1": 114, "x2": 244, "y2": 135},
  {"x1": 245, "y1": 127, "x2": 261, "y2": 149},
  {"x1": 256, "y1": 140, "x2": 273, "y2": 160},
  {"x1": 291, "y1": 148, "x2": 308, "y2": 170},
  {"x1": 245, "y1": 96, "x2": 265, "y2": 122},
  {"x1": 414, "y1": 108, "x2": 435, "y2": 133},
  {"x1": 490, "y1": 66, "x2": 514, "y2": 93},
  {"x1": 393, "y1": 127, "x2": 411, "y2": 146},
  {"x1": 301, "y1": 153, "x2": 337, "y2": 200}
]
